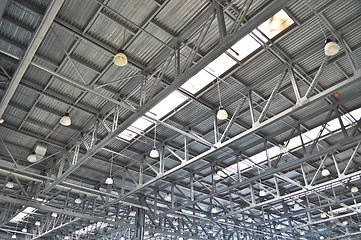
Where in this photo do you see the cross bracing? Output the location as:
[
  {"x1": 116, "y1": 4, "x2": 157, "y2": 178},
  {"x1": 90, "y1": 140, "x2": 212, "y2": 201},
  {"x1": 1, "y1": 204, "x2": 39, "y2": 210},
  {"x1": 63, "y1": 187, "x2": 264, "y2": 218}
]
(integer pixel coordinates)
[{"x1": 0, "y1": 0, "x2": 361, "y2": 239}]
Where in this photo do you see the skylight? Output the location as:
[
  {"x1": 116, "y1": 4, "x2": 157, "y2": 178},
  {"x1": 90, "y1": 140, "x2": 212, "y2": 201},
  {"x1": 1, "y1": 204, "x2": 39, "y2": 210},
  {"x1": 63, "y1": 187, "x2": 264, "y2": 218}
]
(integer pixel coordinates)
[
  {"x1": 204, "y1": 53, "x2": 237, "y2": 77},
  {"x1": 219, "y1": 108, "x2": 361, "y2": 178},
  {"x1": 118, "y1": 91, "x2": 188, "y2": 141},
  {"x1": 257, "y1": 10, "x2": 294, "y2": 40},
  {"x1": 227, "y1": 34, "x2": 261, "y2": 61},
  {"x1": 181, "y1": 70, "x2": 215, "y2": 94}
]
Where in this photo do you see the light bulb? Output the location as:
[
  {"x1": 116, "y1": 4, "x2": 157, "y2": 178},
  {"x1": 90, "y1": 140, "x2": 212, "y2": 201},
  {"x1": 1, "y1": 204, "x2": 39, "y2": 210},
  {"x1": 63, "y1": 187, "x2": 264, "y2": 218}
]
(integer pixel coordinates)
[
  {"x1": 51, "y1": 212, "x2": 58, "y2": 217},
  {"x1": 280, "y1": 145, "x2": 288, "y2": 153},
  {"x1": 74, "y1": 197, "x2": 82, "y2": 204},
  {"x1": 27, "y1": 152, "x2": 37, "y2": 162},
  {"x1": 321, "y1": 169, "x2": 330, "y2": 177},
  {"x1": 217, "y1": 107, "x2": 228, "y2": 120},
  {"x1": 275, "y1": 224, "x2": 281, "y2": 230},
  {"x1": 324, "y1": 39, "x2": 340, "y2": 56},
  {"x1": 259, "y1": 190, "x2": 267, "y2": 197},
  {"x1": 120, "y1": 237, "x2": 125, "y2": 240},
  {"x1": 320, "y1": 212, "x2": 327, "y2": 218},
  {"x1": 213, "y1": 173, "x2": 221, "y2": 180},
  {"x1": 129, "y1": 210, "x2": 136, "y2": 217},
  {"x1": 22, "y1": 228, "x2": 27, "y2": 233},
  {"x1": 6, "y1": 180, "x2": 14, "y2": 189},
  {"x1": 294, "y1": 203, "x2": 300, "y2": 210},
  {"x1": 342, "y1": 220, "x2": 348, "y2": 225},
  {"x1": 105, "y1": 177, "x2": 113, "y2": 185},
  {"x1": 64, "y1": 236, "x2": 69, "y2": 240},
  {"x1": 113, "y1": 52, "x2": 128, "y2": 66},
  {"x1": 179, "y1": 237, "x2": 183, "y2": 240},
  {"x1": 60, "y1": 113, "x2": 71, "y2": 126},
  {"x1": 300, "y1": 231, "x2": 305, "y2": 235},
  {"x1": 12, "y1": 234, "x2": 16, "y2": 239},
  {"x1": 35, "y1": 221, "x2": 41, "y2": 226},
  {"x1": 144, "y1": 231, "x2": 149, "y2": 235},
  {"x1": 351, "y1": 186, "x2": 358, "y2": 193},
  {"x1": 150, "y1": 147, "x2": 159, "y2": 158},
  {"x1": 211, "y1": 207, "x2": 217, "y2": 213},
  {"x1": 320, "y1": 236, "x2": 324, "y2": 240},
  {"x1": 165, "y1": 194, "x2": 171, "y2": 201}
]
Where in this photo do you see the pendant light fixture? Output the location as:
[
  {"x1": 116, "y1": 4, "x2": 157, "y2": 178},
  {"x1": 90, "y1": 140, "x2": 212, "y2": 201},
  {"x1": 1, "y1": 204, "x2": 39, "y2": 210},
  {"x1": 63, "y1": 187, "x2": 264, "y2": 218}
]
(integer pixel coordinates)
[
  {"x1": 179, "y1": 237, "x2": 183, "y2": 240},
  {"x1": 35, "y1": 220, "x2": 41, "y2": 226},
  {"x1": 324, "y1": 39, "x2": 340, "y2": 56},
  {"x1": 22, "y1": 227, "x2": 27, "y2": 233},
  {"x1": 27, "y1": 151, "x2": 37, "y2": 162},
  {"x1": 320, "y1": 212, "x2": 327, "y2": 218},
  {"x1": 11, "y1": 234, "x2": 16, "y2": 239},
  {"x1": 6, "y1": 179, "x2": 14, "y2": 189},
  {"x1": 300, "y1": 230, "x2": 305, "y2": 235},
  {"x1": 279, "y1": 144, "x2": 288, "y2": 153},
  {"x1": 114, "y1": 22, "x2": 128, "y2": 66},
  {"x1": 321, "y1": 168, "x2": 330, "y2": 177},
  {"x1": 165, "y1": 193, "x2": 171, "y2": 201},
  {"x1": 64, "y1": 236, "x2": 69, "y2": 240},
  {"x1": 216, "y1": 78, "x2": 228, "y2": 120},
  {"x1": 211, "y1": 207, "x2": 217, "y2": 214},
  {"x1": 275, "y1": 224, "x2": 281, "y2": 230},
  {"x1": 246, "y1": 217, "x2": 253, "y2": 223},
  {"x1": 294, "y1": 203, "x2": 300, "y2": 210},
  {"x1": 105, "y1": 158, "x2": 114, "y2": 185},
  {"x1": 351, "y1": 185, "x2": 358, "y2": 193},
  {"x1": 259, "y1": 190, "x2": 267, "y2": 197},
  {"x1": 320, "y1": 236, "x2": 324, "y2": 240},
  {"x1": 51, "y1": 212, "x2": 58, "y2": 218},
  {"x1": 129, "y1": 210, "x2": 136, "y2": 217},
  {"x1": 150, "y1": 124, "x2": 159, "y2": 158},
  {"x1": 120, "y1": 236, "x2": 125, "y2": 240},
  {"x1": 173, "y1": 220, "x2": 179, "y2": 226},
  {"x1": 213, "y1": 172, "x2": 221, "y2": 181},
  {"x1": 74, "y1": 196, "x2": 82, "y2": 204},
  {"x1": 60, "y1": 112, "x2": 71, "y2": 126},
  {"x1": 342, "y1": 220, "x2": 348, "y2": 226}
]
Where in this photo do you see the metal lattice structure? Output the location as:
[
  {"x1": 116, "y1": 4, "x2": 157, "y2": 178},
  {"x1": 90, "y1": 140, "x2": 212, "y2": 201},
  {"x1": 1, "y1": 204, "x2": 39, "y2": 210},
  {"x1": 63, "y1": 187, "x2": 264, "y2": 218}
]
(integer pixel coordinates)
[{"x1": 0, "y1": 0, "x2": 361, "y2": 239}]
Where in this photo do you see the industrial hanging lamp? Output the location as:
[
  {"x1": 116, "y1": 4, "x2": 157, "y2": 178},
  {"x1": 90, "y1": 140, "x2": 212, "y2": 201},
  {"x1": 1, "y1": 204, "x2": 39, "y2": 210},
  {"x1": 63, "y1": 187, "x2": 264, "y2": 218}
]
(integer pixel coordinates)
[
  {"x1": 105, "y1": 157, "x2": 114, "y2": 185},
  {"x1": 11, "y1": 234, "x2": 16, "y2": 239},
  {"x1": 6, "y1": 179, "x2": 14, "y2": 189},
  {"x1": 324, "y1": 39, "x2": 340, "y2": 56},
  {"x1": 321, "y1": 168, "x2": 330, "y2": 177},
  {"x1": 165, "y1": 193, "x2": 171, "y2": 201},
  {"x1": 259, "y1": 190, "x2": 267, "y2": 197},
  {"x1": 216, "y1": 78, "x2": 228, "y2": 120},
  {"x1": 51, "y1": 212, "x2": 58, "y2": 218},
  {"x1": 35, "y1": 220, "x2": 41, "y2": 226},
  {"x1": 60, "y1": 112, "x2": 71, "y2": 126},
  {"x1": 351, "y1": 185, "x2": 358, "y2": 193},
  {"x1": 27, "y1": 151, "x2": 37, "y2": 162},
  {"x1": 149, "y1": 124, "x2": 159, "y2": 158},
  {"x1": 114, "y1": 22, "x2": 128, "y2": 66},
  {"x1": 74, "y1": 196, "x2": 82, "y2": 204}
]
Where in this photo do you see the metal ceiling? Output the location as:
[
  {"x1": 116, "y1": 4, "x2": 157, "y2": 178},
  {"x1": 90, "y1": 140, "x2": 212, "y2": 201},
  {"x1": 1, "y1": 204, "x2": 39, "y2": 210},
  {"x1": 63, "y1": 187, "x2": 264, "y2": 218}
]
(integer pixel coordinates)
[{"x1": 0, "y1": 0, "x2": 361, "y2": 239}]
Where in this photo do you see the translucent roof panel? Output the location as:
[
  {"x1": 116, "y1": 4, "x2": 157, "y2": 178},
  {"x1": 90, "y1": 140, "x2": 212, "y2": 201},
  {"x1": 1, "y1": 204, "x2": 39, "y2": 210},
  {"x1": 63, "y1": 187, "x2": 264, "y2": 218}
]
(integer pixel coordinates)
[
  {"x1": 147, "y1": 91, "x2": 188, "y2": 119},
  {"x1": 205, "y1": 53, "x2": 237, "y2": 77},
  {"x1": 181, "y1": 70, "x2": 214, "y2": 94},
  {"x1": 227, "y1": 34, "x2": 261, "y2": 61},
  {"x1": 257, "y1": 9, "x2": 294, "y2": 40}
]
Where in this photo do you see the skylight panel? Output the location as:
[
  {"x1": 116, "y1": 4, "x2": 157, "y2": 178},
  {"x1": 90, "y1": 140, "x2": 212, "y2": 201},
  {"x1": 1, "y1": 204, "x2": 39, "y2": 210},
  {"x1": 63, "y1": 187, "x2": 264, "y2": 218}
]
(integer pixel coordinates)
[
  {"x1": 257, "y1": 9, "x2": 294, "y2": 39},
  {"x1": 118, "y1": 91, "x2": 188, "y2": 141},
  {"x1": 147, "y1": 91, "x2": 188, "y2": 119},
  {"x1": 350, "y1": 108, "x2": 361, "y2": 120},
  {"x1": 205, "y1": 53, "x2": 237, "y2": 77},
  {"x1": 10, "y1": 207, "x2": 36, "y2": 223},
  {"x1": 227, "y1": 34, "x2": 261, "y2": 61},
  {"x1": 325, "y1": 118, "x2": 341, "y2": 132},
  {"x1": 181, "y1": 70, "x2": 214, "y2": 94}
]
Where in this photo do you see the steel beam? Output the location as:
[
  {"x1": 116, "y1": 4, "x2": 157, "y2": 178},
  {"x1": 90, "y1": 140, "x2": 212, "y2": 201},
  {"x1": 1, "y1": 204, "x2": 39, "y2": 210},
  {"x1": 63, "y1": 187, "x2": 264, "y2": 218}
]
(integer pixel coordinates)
[{"x1": 0, "y1": 0, "x2": 64, "y2": 119}]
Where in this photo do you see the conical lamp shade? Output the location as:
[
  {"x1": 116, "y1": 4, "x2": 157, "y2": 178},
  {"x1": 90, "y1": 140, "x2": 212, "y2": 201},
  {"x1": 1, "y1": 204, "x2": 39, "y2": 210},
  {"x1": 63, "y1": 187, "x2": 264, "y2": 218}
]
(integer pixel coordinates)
[
  {"x1": 113, "y1": 52, "x2": 128, "y2": 66},
  {"x1": 60, "y1": 113, "x2": 71, "y2": 126},
  {"x1": 105, "y1": 177, "x2": 113, "y2": 185},
  {"x1": 150, "y1": 148, "x2": 159, "y2": 158},
  {"x1": 324, "y1": 39, "x2": 340, "y2": 56},
  {"x1": 27, "y1": 152, "x2": 37, "y2": 162},
  {"x1": 217, "y1": 107, "x2": 228, "y2": 120}
]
